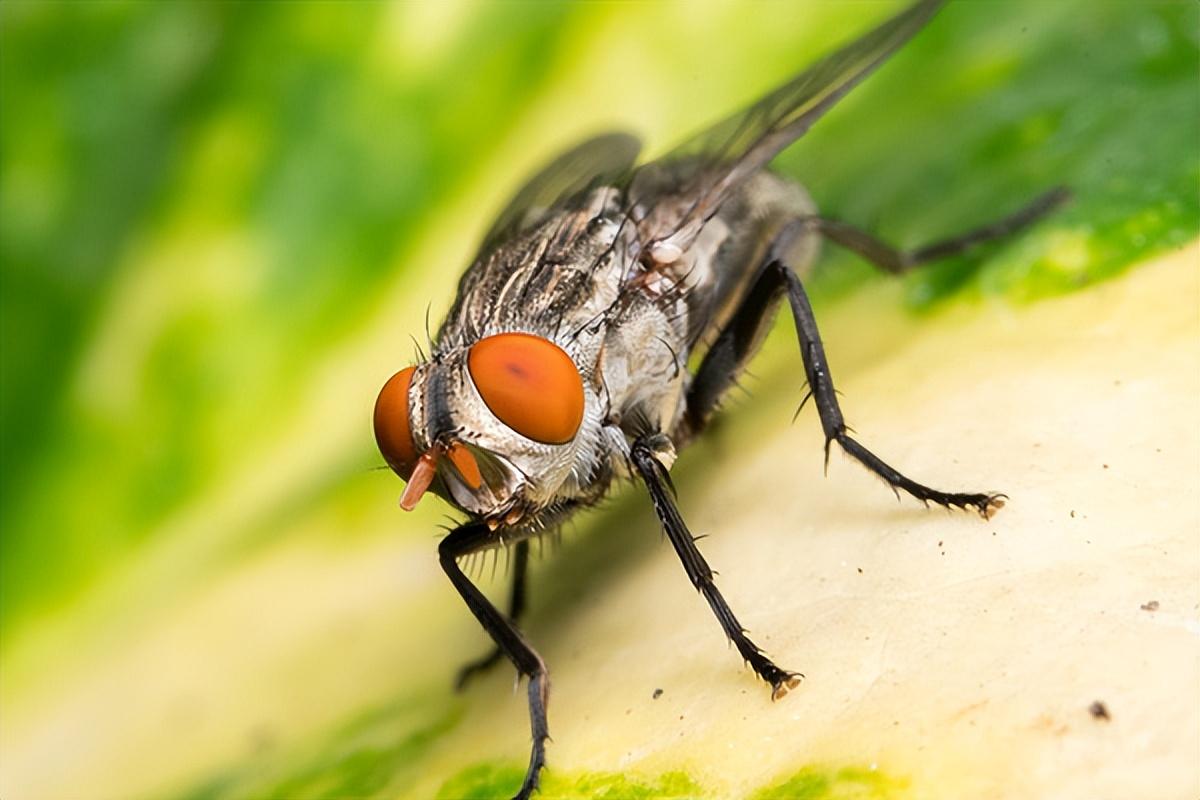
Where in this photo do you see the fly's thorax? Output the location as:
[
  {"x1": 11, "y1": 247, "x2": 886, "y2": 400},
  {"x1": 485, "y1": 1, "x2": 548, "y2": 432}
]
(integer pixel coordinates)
[
  {"x1": 437, "y1": 187, "x2": 632, "y2": 352},
  {"x1": 593, "y1": 204, "x2": 730, "y2": 441},
  {"x1": 598, "y1": 293, "x2": 690, "y2": 440},
  {"x1": 407, "y1": 333, "x2": 606, "y2": 522}
]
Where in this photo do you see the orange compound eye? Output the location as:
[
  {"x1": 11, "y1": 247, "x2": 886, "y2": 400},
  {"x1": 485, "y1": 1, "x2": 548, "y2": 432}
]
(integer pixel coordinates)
[
  {"x1": 468, "y1": 333, "x2": 584, "y2": 444},
  {"x1": 374, "y1": 367, "x2": 419, "y2": 478}
]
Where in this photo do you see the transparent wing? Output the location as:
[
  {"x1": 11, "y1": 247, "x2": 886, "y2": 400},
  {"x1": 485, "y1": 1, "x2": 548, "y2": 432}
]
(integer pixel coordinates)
[
  {"x1": 634, "y1": 0, "x2": 944, "y2": 249},
  {"x1": 475, "y1": 132, "x2": 642, "y2": 260}
]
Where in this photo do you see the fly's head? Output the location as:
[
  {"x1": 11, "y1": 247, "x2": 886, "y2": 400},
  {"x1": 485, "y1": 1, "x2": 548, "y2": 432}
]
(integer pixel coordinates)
[{"x1": 374, "y1": 332, "x2": 602, "y2": 528}]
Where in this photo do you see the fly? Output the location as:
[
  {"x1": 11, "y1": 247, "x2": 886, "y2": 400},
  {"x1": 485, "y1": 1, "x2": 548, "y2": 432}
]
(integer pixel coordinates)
[{"x1": 372, "y1": 2, "x2": 1066, "y2": 797}]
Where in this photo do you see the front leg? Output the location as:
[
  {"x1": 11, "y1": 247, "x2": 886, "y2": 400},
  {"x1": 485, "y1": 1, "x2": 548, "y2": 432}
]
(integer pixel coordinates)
[
  {"x1": 630, "y1": 436, "x2": 803, "y2": 700},
  {"x1": 455, "y1": 538, "x2": 531, "y2": 690},
  {"x1": 439, "y1": 524, "x2": 548, "y2": 800}
]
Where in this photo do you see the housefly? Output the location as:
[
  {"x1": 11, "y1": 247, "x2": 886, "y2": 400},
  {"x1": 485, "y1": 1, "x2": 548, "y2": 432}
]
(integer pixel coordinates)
[{"x1": 372, "y1": 1, "x2": 1065, "y2": 796}]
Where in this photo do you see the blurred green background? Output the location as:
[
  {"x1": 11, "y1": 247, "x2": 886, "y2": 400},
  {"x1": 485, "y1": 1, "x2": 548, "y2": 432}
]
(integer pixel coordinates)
[{"x1": 1, "y1": 1, "x2": 1196, "y2": 798}]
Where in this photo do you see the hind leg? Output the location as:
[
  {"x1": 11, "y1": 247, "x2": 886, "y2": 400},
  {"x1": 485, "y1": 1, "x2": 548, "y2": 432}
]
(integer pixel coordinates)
[
  {"x1": 684, "y1": 221, "x2": 1004, "y2": 517},
  {"x1": 814, "y1": 187, "x2": 1069, "y2": 274},
  {"x1": 774, "y1": 260, "x2": 1004, "y2": 518}
]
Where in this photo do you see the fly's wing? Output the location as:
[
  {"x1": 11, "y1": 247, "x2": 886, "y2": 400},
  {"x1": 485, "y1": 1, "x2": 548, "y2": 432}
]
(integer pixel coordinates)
[
  {"x1": 633, "y1": 0, "x2": 943, "y2": 251},
  {"x1": 475, "y1": 132, "x2": 642, "y2": 261}
]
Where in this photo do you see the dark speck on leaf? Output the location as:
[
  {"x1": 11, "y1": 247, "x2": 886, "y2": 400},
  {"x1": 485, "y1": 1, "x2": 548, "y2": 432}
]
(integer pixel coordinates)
[
  {"x1": 1140, "y1": 600, "x2": 1159, "y2": 611},
  {"x1": 1089, "y1": 700, "x2": 1111, "y2": 721},
  {"x1": 653, "y1": 688, "x2": 663, "y2": 699}
]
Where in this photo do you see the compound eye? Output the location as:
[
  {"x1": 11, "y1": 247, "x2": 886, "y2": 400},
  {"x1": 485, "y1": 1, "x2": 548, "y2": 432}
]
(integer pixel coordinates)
[
  {"x1": 374, "y1": 367, "x2": 419, "y2": 477},
  {"x1": 468, "y1": 333, "x2": 584, "y2": 444}
]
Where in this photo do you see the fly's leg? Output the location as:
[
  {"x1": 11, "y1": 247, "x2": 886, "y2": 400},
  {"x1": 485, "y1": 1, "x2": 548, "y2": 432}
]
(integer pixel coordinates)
[
  {"x1": 687, "y1": 189, "x2": 1071, "y2": 504},
  {"x1": 630, "y1": 436, "x2": 803, "y2": 700},
  {"x1": 454, "y1": 539, "x2": 530, "y2": 690},
  {"x1": 440, "y1": 525, "x2": 548, "y2": 800},
  {"x1": 776, "y1": 262, "x2": 1004, "y2": 518},
  {"x1": 814, "y1": 187, "x2": 1070, "y2": 274},
  {"x1": 683, "y1": 187, "x2": 1069, "y2": 437},
  {"x1": 683, "y1": 226, "x2": 1003, "y2": 518}
]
